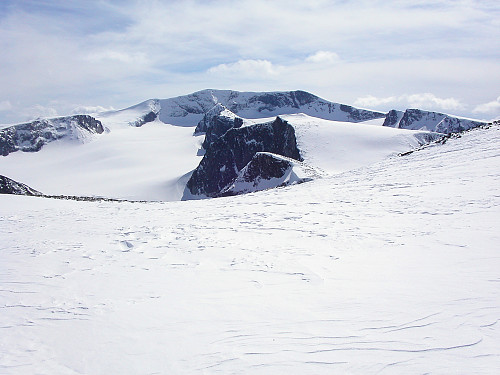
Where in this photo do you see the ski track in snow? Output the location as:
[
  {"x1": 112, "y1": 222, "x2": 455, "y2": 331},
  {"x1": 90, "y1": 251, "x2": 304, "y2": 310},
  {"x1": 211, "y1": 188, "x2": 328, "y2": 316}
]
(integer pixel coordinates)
[{"x1": 1, "y1": 126, "x2": 499, "y2": 374}]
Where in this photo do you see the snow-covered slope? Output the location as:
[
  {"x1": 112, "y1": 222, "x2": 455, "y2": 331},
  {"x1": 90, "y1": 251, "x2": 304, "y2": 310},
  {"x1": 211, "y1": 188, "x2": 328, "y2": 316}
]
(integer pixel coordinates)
[
  {"x1": 282, "y1": 113, "x2": 439, "y2": 174},
  {"x1": 1, "y1": 124, "x2": 498, "y2": 374}
]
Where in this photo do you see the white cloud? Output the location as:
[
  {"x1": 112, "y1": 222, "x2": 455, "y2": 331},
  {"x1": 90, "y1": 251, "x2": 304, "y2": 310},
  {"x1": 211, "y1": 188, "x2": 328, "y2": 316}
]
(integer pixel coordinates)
[
  {"x1": 0, "y1": 1, "x2": 498, "y2": 123},
  {"x1": 24, "y1": 105, "x2": 58, "y2": 121},
  {"x1": 86, "y1": 51, "x2": 148, "y2": 65},
  {"x1": 305, "y1": 51, "x2": 341, "y2": 64},
  {"x1": 406, "y1": 93, "x2": 462, "y2": 111},
  {"x1": 472, "y1": 97, "x2": 500, "y2": 115},
  {"x1": 0, "y1": 100, "x2": 13, "y2": 111},
  {"x1": 354, "y1": 95, "x2": 398, "y2": 108},
  {"x1": 72, "y1": 105, "x2": 115, "y2": 114},
  {"x1": 207, "y1": 60, "x2": 278, "y2": 77},
  {"x1": 355, "y1": 93, "x2": 463, "y2": 112}
]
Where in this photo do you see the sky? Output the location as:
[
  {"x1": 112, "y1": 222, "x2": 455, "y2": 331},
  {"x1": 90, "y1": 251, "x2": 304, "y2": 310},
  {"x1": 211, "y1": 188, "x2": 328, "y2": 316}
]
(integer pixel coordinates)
[{"x1": 0, "y1": 0, "x2": 499, "y2": 124}]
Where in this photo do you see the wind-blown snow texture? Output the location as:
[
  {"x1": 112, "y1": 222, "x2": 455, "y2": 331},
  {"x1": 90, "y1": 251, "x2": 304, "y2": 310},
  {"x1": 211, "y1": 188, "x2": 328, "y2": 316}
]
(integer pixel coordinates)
[{"x1": 1, "y1": 124, "x2": 499, "y2": 374}]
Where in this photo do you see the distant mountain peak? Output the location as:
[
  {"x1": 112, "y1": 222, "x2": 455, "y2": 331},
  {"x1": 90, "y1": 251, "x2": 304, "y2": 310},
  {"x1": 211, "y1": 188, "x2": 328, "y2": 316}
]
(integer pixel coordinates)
[{"x1": 382, "y1": 108, "x2": 488, "y2": 134}]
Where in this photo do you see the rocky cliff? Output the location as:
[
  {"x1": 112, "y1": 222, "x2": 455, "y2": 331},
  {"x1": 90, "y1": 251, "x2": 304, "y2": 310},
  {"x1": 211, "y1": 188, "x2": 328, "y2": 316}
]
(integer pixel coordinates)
[{"x1": 184, "y1": 117, "x2": 302, "y2": 198}]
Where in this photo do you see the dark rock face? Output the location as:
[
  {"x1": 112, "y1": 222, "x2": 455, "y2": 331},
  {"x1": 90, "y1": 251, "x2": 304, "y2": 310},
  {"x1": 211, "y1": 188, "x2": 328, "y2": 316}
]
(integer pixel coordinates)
[
  {"x1": 130, "y1": 111, "x2": 157, "y2": 127},
  {"x1": 185, "y1": 117, "x2": 301, "y2": 198},
  {"x1": 382, "y1": 109, "x2": 403, "y2": 127},
  {"x1": 195, "y1": 104, "x2": 244, "y2": 149},
  {"x1": 0, "y1": 115, "x2": 104, "y2": 156},
  {"x1": 338, "y1": 103, "x2": 384, "y2": 122},
  {"x1": 219, "y1": 152, "x2": 294, "y2": 197},
  {"x1": 240, "y1": 90, "x2": 317, "y2": 112},
  {"x1": 0, "y1": 175, "x2": 41, "y2": 196}
]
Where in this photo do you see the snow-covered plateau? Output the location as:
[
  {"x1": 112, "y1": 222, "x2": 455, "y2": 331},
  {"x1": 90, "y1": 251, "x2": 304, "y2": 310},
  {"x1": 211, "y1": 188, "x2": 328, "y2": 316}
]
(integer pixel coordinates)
[{"x1": 0, "y1": 90, "x2": 498, "y2": 374}]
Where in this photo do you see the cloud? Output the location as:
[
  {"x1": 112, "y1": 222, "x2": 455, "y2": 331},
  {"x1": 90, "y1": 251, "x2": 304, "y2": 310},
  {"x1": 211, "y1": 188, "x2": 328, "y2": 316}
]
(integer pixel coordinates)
[
  {"x1": 0, "y1": 0, "x2": 498, "y2": 123},
  {"x1": 207, "y1": 59, "x2": 278, "y2": 77},
  {"x1": 355, "y1": 93, "x2": 463, "y2": 112},
  {"x1": 405, "y1": 93, "x2": 462, "y2": 111},
  {"x1": 305, "y1": 51, "x2": 341, "y2": 64},
  {"x1": 353, "y1": 95, "x2": 398, "y2": 108},
  {"x1": 0, "y1": 100, "x2": 13, "y2": 111},
  {"x1": 472, "y1": 97, "x2": 500, "y2": 115},
  {"x1": 72, "y1": 105, "x2": 115, "y2": 114},
  {"x1": 24, "y1": 105, "x2": 59, "y2": 121},
  {"x1": 85, "y1": 50, "x2": 148, "y2": 65}
]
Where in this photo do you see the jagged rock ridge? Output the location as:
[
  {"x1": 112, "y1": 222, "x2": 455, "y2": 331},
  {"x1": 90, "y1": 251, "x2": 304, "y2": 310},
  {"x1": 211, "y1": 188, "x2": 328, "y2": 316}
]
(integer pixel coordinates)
[
  {"x1": 382, "y1": 109, "x2": 487, "y2": 134},
  {"x1": 184, "y1": 117, "x2": 302, "y2": 198},
  {"x1": 0, "y1": 115, "x2": 104, "y2": 156},
  {"x1": 0, "y1": 175, "x2": 41, "y2": 196}
]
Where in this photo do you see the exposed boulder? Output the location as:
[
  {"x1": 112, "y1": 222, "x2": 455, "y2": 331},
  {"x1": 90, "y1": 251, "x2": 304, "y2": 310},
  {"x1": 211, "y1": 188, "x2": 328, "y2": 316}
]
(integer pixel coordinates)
[{"x1": 184, "y1": 117, "x2": 301, "y2": 199}]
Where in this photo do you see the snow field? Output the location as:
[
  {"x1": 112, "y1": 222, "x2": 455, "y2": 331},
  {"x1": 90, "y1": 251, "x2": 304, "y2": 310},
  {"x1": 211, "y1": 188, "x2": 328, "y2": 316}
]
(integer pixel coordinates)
[{"x1": 1, "y1": 125, "x2": 499, "y2": 374}]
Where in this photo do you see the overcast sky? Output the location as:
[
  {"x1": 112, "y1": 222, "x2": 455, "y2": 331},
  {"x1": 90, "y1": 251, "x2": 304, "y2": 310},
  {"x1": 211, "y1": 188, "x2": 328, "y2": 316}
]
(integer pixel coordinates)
[{"x1": 0, "y1": 0, "x2": 499, "y2": 124}]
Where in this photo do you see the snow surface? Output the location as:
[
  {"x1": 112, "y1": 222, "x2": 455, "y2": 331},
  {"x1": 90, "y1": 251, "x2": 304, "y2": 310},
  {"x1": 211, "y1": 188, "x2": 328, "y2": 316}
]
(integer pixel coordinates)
[
  {"x1": 280, "y1": 114, "x2": 440, "y2": 175},
  {"x1": 1, "y1": 125, "x2": 499, "y2": 374}
]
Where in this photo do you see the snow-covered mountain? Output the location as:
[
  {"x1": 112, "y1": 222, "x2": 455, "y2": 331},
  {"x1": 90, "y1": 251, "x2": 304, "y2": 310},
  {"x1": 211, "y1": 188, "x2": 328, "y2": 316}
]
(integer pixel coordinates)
[
  {"x1": 117, "y1": 89, "x2": 387, "y2": 127},
  {"x1": 382, "y1": 108, "x2": 486, "y2": 133},
  {"x1": 0, "y1": 115, "x2": 104, "y2": 156}
]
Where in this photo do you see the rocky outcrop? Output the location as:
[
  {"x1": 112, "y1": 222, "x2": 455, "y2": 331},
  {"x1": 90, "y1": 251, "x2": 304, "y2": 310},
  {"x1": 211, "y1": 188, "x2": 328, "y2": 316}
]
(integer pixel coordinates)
[
  {"x1": 219, "y1": 152, "x2": 318, "y2": 196},
  {"x1": 194, "y1": 104, "x2": 244, "y2": 150},
  {"x1": 128, "y1": 99, "x2": 160, "y2": 127},
  {"x1": 382, "y1": 109, "x2": 487, "y2": 134},
  {"x1": 129, "y1": 111, "x2": 157, "y2": 127},
  {"x1": 382, "y1": 109, "x2": 404, "y2": 128},
  {"x1": 184, "y1": 117, "x2": 301, "y2": 198},
  {"x1": 0, "y1": 115, "x2": 104, "y2": 156},
  {"x1": 0, "y1": 175, "x2": 41, "y2": 196}
]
